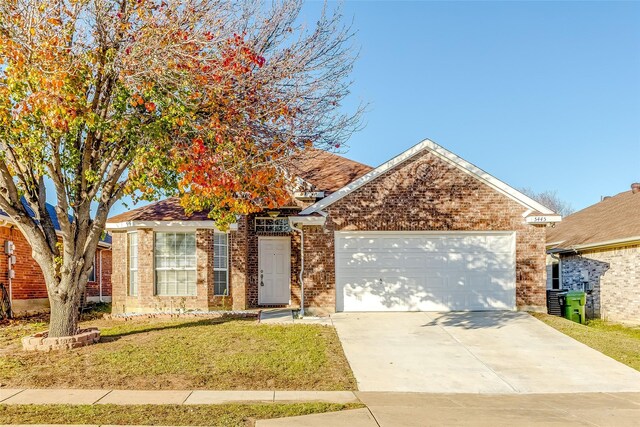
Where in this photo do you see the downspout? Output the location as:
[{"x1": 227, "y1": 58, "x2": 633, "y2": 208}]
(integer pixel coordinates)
[
  {"x1": 7, "y1": 254, "x2": 12, "y2": 310},
  {"x1": 290, "y1": 222, "x2": 305, "y2": 317}
]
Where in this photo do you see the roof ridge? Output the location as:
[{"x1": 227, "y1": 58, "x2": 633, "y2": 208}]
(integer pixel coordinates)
[{"x1": 300, "y1": 138, "x2": 556, "y2": 216}]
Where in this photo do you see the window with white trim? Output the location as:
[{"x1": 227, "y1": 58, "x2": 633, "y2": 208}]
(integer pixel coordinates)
[
  {"x1": 154, "y1": 232, "x2": 197, "y2": 296},
  {"x1": 254, "y1": 217, "x2": 290, "y2": 233},
  {"x1": 213, "y1": 233, "x2": 229, "y2": 295},
  {"x1": 128, "y1": 233, "x2": 138, "y2": 296}
]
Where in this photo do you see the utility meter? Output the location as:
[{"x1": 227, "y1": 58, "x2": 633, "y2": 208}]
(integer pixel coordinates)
[{"x1": 4, "y1": 240, "x2": 14, "y2": 255}]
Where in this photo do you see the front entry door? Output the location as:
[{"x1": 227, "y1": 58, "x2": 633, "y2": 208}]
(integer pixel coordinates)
[{"x1": 258, "y1": 237, "x2": 291, "y2": 305}]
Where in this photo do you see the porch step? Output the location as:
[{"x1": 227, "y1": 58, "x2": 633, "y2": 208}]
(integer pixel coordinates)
[{"x1": 259, "y1": 309, "x2": 294, "y2": 324}]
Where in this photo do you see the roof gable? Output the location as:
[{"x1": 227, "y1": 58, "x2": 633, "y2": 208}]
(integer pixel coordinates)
[{"x1": 300, "y1": 139, "x2": 556, "y2": 216}]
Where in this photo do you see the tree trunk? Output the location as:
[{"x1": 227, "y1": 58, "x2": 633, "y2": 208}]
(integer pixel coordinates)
[
  {"x1": 46, "y1": 267, "x2": 89, "y2": 338},
  {"x1": 48, "y1": 298, "x2": 80, "y2": 337}
]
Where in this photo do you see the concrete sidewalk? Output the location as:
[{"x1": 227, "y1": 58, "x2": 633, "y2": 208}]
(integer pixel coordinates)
[
  {"x1": 0, "y1": 389, "x2": 359, "y2": 405},
  {"x1": 258, "y1": 392, "x2": 640, "y2": 426},
  {"x1": 4, "y1": 392, "x2": 640, "y2": 426}
]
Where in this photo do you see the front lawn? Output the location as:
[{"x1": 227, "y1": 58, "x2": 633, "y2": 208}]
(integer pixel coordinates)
[
  {"x1": 0, "y1": 314, "x2": 356, "y2": 390},
  {"x1": 532, "y1": 312, "x2": 640, "y2": 371},
  {"x1": 0, "y1": 403, "x2": 364, "y2": 426}
]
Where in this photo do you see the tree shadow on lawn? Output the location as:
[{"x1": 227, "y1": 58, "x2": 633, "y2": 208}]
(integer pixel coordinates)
[{"x1": 98, "y1": 316, "x2": 257, "y2": 343}]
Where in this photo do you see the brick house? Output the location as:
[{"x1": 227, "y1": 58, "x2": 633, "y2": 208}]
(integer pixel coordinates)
[
  {"x1": 546, "y1": 184, "x2": 640, "y2": 324},
  {"x1": 0, "y1": 202, "x2": 112, "y2": 314},
  {"x1": 106, "y1": 139, "x2": 559, "y2": 315}
]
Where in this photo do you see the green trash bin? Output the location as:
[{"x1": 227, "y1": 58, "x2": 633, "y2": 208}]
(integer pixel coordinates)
[{"x1": 564, "y1": 290, "x2": 586, "y2": 324}]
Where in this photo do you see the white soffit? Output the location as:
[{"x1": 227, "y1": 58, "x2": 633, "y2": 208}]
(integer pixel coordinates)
[
  {"x1": 288, "y1": 216, "x2": 326, "y2": 227},
  {"x1": 300, "y1": 138, "x2": 555, "y2": 216}
]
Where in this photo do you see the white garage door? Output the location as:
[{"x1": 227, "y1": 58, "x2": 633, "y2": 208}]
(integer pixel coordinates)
[{"x1": 335, "y1": 232, "x2": 516, "y2": 312}]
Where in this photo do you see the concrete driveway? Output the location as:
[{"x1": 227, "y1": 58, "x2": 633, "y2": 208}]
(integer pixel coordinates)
[{"x1": 331, "y1": 311, "x2": 640, "y2": 393}]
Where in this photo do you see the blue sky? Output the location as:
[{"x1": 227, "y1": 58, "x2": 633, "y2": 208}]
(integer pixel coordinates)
[{"x1": 109, "y1": 0, "x2": 639, "y2": 216}]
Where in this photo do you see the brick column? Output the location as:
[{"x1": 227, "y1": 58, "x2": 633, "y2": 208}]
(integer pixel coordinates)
[
  {"x1": 110, "y1": 231, "x2": 128, "y2": 314},
  {"x1": 231, "y1": 216, "x2": 248, "y2": 310},
  {"x1": 137, "y1": 228, "x2": 155, "y2": 308},
  {"x1": 195, "y1": 229, "x2": 212, "y2": 309}
]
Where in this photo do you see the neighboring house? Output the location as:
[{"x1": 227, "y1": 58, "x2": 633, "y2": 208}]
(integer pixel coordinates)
[
  {"x1": 106, "y1": 139, "x2": 559, "y2": 315},
  {"x1": 0, "y1": 202, "x2": 112, "y2": 314},
  {"x1": 546, "y1": 184, "x2": 640, "y2": 324}
]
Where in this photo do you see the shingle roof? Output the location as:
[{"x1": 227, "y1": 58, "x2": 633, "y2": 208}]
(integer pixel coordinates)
[
  {"x1": 106, "y1": 197, "x2": 211, "y2": 223},
  {"x1": 107, "y1": 149, "x2": 373, "y2": 224},
  {"x1": 546, "y1": 188, "x2": 640, "y2": 249},
  {"x1": 0, "y1": 198, "x2": 112, "y2": 246},
  {"x1": 286, "y1": 148, "x2": 373, "y2": 194}
]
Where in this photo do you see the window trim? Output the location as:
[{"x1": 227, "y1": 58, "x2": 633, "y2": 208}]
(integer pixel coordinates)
[
  {"x1": 128, "y1": 231, "x2": 138, "y2": 296},
  {"x1": 213, "y1": 232, "x2": 229, "y2": 296},
  {"x1": 254, "y1": 217, "x2": 291, "y2": 233},
  {"x1": 154, "y1": 231, "x2": 197, "y2": 297}
]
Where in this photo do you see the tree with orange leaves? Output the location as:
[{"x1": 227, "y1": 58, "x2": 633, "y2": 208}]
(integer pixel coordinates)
[{"x1": 0, "y1": 0, "x2": 362, "y2": 337}]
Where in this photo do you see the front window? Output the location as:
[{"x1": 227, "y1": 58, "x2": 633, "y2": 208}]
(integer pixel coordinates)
[
  {"x1": 155, "y1": 232, "x2": 197, "y2": 296},
  {"x1": 128, "y1": 233, "x2": 138, "y2": 296},
  {"x1": 214, "y1": 233, "x2": 229, "y2": 295},
  {"x1": 551, "y1": 262, "x2": 560, "y2": 290}
]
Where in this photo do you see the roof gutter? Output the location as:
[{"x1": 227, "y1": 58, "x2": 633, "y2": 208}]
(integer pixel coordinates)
[
  {"x1": 106, "y1": 220, "x2": 237, "y2": 231},
  {"x1": 547, "y1": 235, "x2": 640, "y2": 254}
]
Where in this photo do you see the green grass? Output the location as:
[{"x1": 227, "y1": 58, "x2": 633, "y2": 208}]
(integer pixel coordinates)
[
  {"x1": 0, "y1": 403, "x2": 364, "y2": 426},
  {"x1": 0, "y1": 315, "x2": 356, "y2": 390},
  {"x1": 531, "y1": 312, "x2": 640, "y2": 371}
]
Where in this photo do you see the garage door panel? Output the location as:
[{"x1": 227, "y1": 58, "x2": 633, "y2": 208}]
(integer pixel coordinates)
[
  {"x1": 339, "y1": 274, "x2": 427, "y2": 312},
  {"x1": 336, "y1": 232, "x2": 516, "y2": 312}
]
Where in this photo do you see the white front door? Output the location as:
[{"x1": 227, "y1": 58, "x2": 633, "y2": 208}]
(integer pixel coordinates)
[{"x1": 258, "y1": 237, "x2": 291, "y2": 305}]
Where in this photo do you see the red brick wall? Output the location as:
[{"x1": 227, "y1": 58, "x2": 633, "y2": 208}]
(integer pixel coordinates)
[
  {"x1": 111, "y1": 228, "x2": 214, "y2": 314},
  {"x1": 0, "y1": 225, "x2": 48, "y2": 300},
  {"x1": 230, "y1": 217, "x2": 248, "y2": 310},
  {"x1": 301, "y1": 150, "x2": 547, "y2": 311},
  {"x1": 0, "y1": 225, "x2": 112, "y2": 304}
]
